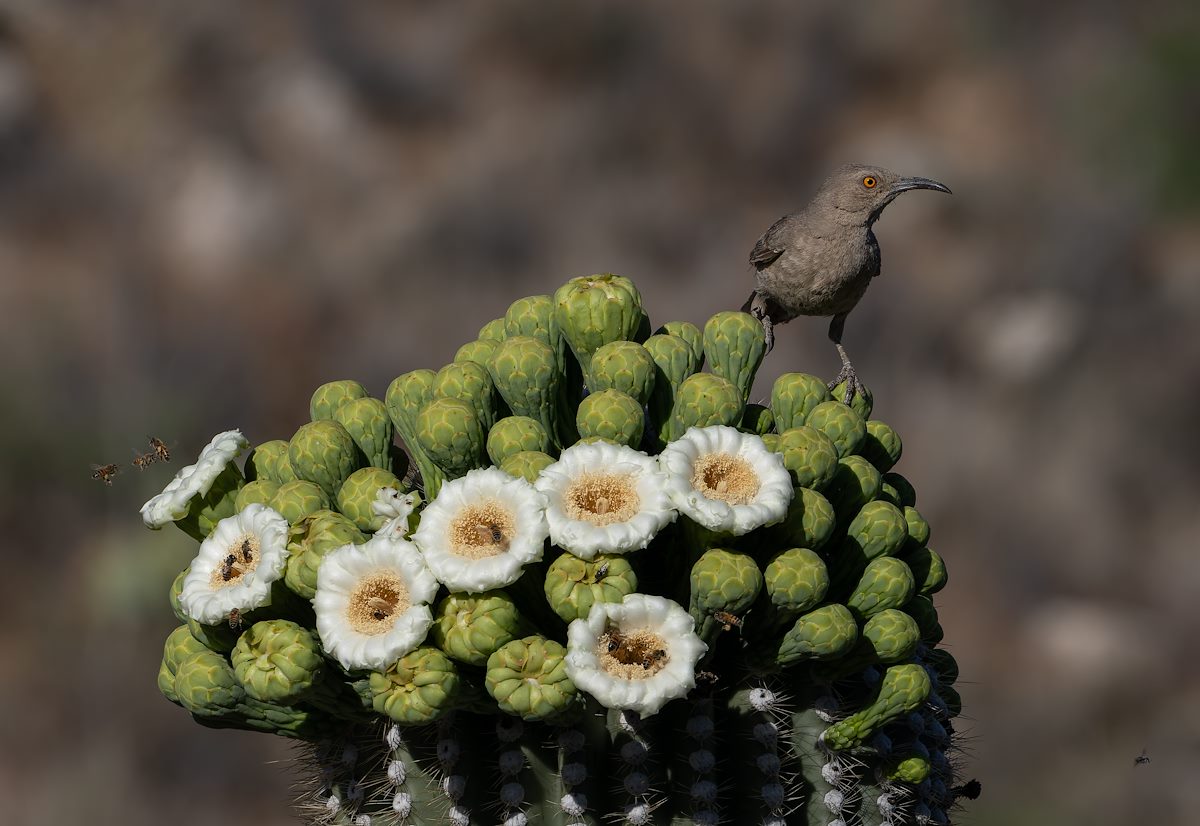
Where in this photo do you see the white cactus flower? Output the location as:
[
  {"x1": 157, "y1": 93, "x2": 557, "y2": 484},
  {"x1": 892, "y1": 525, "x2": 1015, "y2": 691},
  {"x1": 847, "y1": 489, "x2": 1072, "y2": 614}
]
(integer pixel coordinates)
[
  {"x1": 565, "y1": 593, "x2": 707, "y2": 717},
  {"x1": 314, "y1": 528, "x2": 440, "y2": 672},
  {"x1": 141, "y1": 429, "x2": 249, "y2": 528},
  {"x1": 411, "y1": 467, "x2": 548, "y2": 592},
  {"x1": 179, "y1": 503, "x2": 289, "y2": 624},
  {"x1": 535, "y1": 441, "x2": 676, "y2": 560},
  {"x1": 659, "y1": 425, "x2": 792, "y2": 535}
]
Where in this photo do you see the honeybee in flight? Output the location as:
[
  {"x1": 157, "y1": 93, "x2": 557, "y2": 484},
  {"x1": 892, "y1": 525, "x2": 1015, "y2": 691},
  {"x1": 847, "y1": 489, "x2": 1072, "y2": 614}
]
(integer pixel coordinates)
[
  {"x1": 132, "y1": 452, "x2": 156, "y2": 470},
  {"x1": 713, "y1": 611, "x2": 743, "y2": 632},
  {"x1": 149, "y1": 437, "x2": 171, "y2": 463},
  {"x1": 227, "y1": 608, "x2": 243, "y2": 630},
  {"x1": 92, "y1": 463, "x2": 120, "y2": 485}
]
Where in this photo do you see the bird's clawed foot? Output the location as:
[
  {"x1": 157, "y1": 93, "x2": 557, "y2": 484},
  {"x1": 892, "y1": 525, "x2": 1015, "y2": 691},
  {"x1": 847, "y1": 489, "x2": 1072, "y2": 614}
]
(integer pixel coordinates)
[
  {"x1": 828, "y1": 363, "x2": 866, "y2": 405},
  {"x1": 744, "y1": 291, "x2": 775, "y2": 353}
]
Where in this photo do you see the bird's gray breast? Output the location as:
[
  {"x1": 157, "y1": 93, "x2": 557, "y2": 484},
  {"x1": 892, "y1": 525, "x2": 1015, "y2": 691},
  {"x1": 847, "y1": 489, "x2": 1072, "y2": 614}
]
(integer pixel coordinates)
[{"x1": 755, "y1": 226, "x2": 879, "y2": 320}]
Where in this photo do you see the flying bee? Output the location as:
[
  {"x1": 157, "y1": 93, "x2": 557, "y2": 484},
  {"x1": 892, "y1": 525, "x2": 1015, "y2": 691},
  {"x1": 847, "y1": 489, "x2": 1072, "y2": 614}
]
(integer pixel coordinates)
[
  {"x1": 227, "y1": 608, "x2": 243, "y2": 630},
  {"x1": 220, "y1": 554, "x2": 238, "y2": 582},
  {"x1": 149, "y1": 436, "x2": 171, "y2": 463},
  {"x1": 1134, "y1": 749, "x2": 1150, "y2": 766},
  {"x1": 239, "y1": 538, "x2": 253, "y2": 563},
  {"x1": 132, "y1": 451, "x2": 156, "y2": 470},
  {"x1": 714, "y1": 611, "x2": 742, "y2": 632},
  {"x1": 92, "y1": 463, "x2": 120, "y2": 485}
]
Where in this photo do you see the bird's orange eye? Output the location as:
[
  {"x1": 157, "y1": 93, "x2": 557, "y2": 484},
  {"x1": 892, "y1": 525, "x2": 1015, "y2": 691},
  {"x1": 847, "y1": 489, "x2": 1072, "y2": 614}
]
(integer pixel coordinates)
[{"x1": 862, "y1": 176, "x2": 877, "y2": 189}]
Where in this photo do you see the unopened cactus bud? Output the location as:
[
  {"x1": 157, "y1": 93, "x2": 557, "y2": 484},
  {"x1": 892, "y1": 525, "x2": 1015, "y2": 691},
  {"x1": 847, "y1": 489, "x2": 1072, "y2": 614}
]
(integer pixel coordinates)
[
  {"x1": 924, "y1": 649, "x2": 959, "y2": 686},
  {"x1": 289, "y1": 420, "x2": 363, "y2": 500},
  {"x1": 385, "y1": 369, "x2": 444, "y2": 494},
  {"x1": 455, "y1": 338, "x2": 499, "y2": 369},
  {"x1": 504, "y1": 294, "x2": 560, "y2": 348},
  {"x1": 310, "y1": 380, "x2": 368, "y2": 422},
  {"x1": 899, "y1": 546, "x2": 948, "y2": 595},
  {"x1": 235, "y1": 479, "x2": 279, "y2": 512},
  {"x1": 269, "y1": 480, "x2": 331, "y2": 525},
  {"x1": 702, "y1": 311, "x2": 767, "y2": 404},
  {"x1": 847, "y1": 557, "x2": 916, "y2": 620},
  {"x1": 499, "y1": 450, "x2": 555, "y2": 484},
  {"x1": 643, "y1": 333, "x2": 700, "y2": 449},
  {"x1": 544, "y1": 552, "x2": 637, "y2": 624},
  {"x1": 576, "y1": 389, "x2": 645, "y2": 448},
  {"x1": 767, "y1": 486, "x2": 836, "y2": 551},
  {"x1": 668, "y1": 373, "x2": 743, "y2": 443},
  {"x1": 740, "y1": 404, "x2": 774, "y2": 436},
  {"x1": 432, "y1": 591, "x2": 526, "y2": 667},
  {"x1": 689, "y1": 548, "x2": 763, "y2": 643},
  {"x1": 903, "y1": 595, "x2": 943, "y2": 644},
  {"x1": 415, "y1": 397, "x2": 487, "y2": 486},
  {"x1": 822, "y1": 664, "x2": 931, "y2": 750},
  {"x1": 485, "y1": 636, "x2": 577, "y2": 721},
  {"x1": 770, "y1": 373, "x2": 831, "y2": 432},
  {"x1": 775, "y1": 603, "x2": 858, "y2": 666},
  {"x1": 883, "y1": 472, "x2": 917, "y2": 508},
  {"x1": 159, "y1": 624, "x2": 210, "y2": 703},
  {"x1": 774, "y1": 426, "x2": 839, "y2": 490},
  {"x1": 825, "y1": 456, "x2": 883, "y2": 522},
  {"x1": 370, "y1": 646, "x2": 460, "y2": 726},
  {"x1": 655, "y1": 320, "x2": 704, "y2": 369},
  {"x1": 885, "y1": 754, "x2": 932, "y2": 784},
  {"x1": 487, "y1": 416, "x2": 552, "y2": 466},
  {"x1": 186, "y1": 616, "x2": 241, "y2": 653},
  {"x1": 169, "y1": 568, "x2": 189, "y2": 622},
  {"x1": 861, "y1": 420, "x2": 903, "y2": 473},
  {"x1": 336, "y1": 467, "x2": 403, "y2": 532},
  {"x1": 245, "y1": 440, "x2": 290, "y2": 484},
  {"x1": 762, "y1": 547, "x2": 830, "y2": 629},
  {"x1": 232, "y1": 619, "x2": 323, "y2": 704},
  {"x1": 553, "y1": 274, "x2": 643, "y2": 374},
  {"x1": 174, "y1": 649, "x2": 245, "y2": 718},
  {"x1": 904, "y1": 505, "x2": 931, "y2": 549},
  {"x1": 586, "y1": 341, "x2": 657, "y2": 405},
  {"x1": 489, "y1": 335, "x2": 562, "y2": 450},
  {"x1": 478, "y1": 317, "x2": 507, "y2": 342},
  {"x1": 761, "y1": 433, "x2": 780, "y2": 452},
  {"x1": 333, "y1": 397, "x2": 394, "y2": 470},
  {"x1": 285, "y1": 510, "x2": 367, "y2": 600},
  {"x1": 828, "y1": 379, "x2": 873, "y2": 419},
  {"x1": 861, "y1": 608, "x2": 921, "y2": 663},
  {"x1": 805, "y1": 401, "x2": 867, "y2": 459},
  {"x1": 434, "y1": 360, "x2": 500, "y2": 432},
  {"x1": 838, "y1": 501, "x2": 909, "y2": 577}
]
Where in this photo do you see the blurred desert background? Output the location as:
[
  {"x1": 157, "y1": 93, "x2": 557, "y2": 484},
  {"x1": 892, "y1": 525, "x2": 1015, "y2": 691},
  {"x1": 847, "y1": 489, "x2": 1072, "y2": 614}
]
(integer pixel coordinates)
[{"x1": 2, "y1": 1, "x2": 1198, "y2": 824}]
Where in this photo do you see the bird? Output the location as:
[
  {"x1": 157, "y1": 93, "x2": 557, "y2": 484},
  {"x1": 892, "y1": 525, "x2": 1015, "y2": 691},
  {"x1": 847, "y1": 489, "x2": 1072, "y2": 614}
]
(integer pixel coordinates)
[{"x1": 743, "y1": 164, "x2": 951, "y2": 403}]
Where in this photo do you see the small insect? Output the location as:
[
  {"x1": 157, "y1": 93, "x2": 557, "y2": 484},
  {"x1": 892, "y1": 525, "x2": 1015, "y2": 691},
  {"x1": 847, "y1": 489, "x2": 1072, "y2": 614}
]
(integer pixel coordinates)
[
  {"x1": 1134, "y1": 749, "x2": 1150, "y2": 766},
  {"x1": 239, "y1": 538, "x2": 253, "y2": 563},
  {"x1": 696, "y1": 670, "x2": 720, "y2": 686},
  {"x1": 149, "y1": 436, "x2": 171, "y2": 463},
  {"x1": 227, "y1": 608, "x2": 243, "y2": 630},
  {"x1": 604, "y1": 631, "x2": 624, "y2": 654},
  {"x1": 132, "y1": 452, "x2": 156, "y2": 470},
  {"x1": 640, "y1": 648, "x2": 667, "y2": 669},
  {"x1": 490, "y1": 526, "x2": 504, "y2": 544},
  {"x1": 92, "y1": 463, "x2": 120, "y2": 485},
  {"x1": 366, "y1": 596, "x2": 393, "y2": 622},
  {"x1": 595, "y1": 562, "x2": 610, "y2": 580},
  {"x1": 714, "y1": 611, "x2": 743, "y2": 632},
  {"x1": 220, "y1": 554, "x2": 238, "y2": 582},
  {"x1": 951, "y1": 779, "x2": 982, "y2": 800}
]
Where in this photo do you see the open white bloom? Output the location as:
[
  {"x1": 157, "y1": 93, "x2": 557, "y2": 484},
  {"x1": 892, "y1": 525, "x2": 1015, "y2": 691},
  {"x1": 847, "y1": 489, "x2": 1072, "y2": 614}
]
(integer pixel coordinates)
[
  {"x1": 565, "y1": 593, "x2": 706, "y2": 716},
  {"x1": 659, "y1": 426, "x2": 792, "y2": 535},
  {"x1": 372, "y1": 487, "x2": 420, "y2": 524},
  {"x1": 141, "y1": 429, "x2": 249, "y2": 528},
  {"x1": 179, "y1": 503, "x2": 288, "y2": 624},
  {"x1": 411, "y1": 467, "x2": 548, "y2": 592},
  {"x1": 535, "y1": 441, "x2": 676, "y2": 560},
  {"x1": 314, "y1": 528, "x2": 439, "y2": 671}
]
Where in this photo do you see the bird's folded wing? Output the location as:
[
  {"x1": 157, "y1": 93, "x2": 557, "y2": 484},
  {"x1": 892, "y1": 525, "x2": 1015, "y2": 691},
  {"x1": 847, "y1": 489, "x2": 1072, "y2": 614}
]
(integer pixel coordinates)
[{"x1": 748, "y1": 216, "x2": 789, "y2": 270}]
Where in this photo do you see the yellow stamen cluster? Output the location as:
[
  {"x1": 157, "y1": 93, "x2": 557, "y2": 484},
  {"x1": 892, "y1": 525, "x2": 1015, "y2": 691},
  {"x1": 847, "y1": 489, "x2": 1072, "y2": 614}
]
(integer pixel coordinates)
[
  {"x1": 598, "y1": 627, "x2": 670, "y2": 680},
  {"x1": 691, "y1": 453, "x2": 760, "y2": 505},
  {"x1": 563, "y1": 473, "x2": 640, "y2": 526},
  {"x1": 448, "y1": 500, "x2": 515, "y2": 559},
  {"x1": 345, "y1": 572, "x2": 410, "y2": 635}
]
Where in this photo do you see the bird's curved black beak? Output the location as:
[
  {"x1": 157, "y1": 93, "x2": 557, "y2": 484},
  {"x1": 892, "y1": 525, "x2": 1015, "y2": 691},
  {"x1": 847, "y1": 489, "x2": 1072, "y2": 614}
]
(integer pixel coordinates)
[{"x1": 891, "y1": 176, "x2": 952, "y2": 195}]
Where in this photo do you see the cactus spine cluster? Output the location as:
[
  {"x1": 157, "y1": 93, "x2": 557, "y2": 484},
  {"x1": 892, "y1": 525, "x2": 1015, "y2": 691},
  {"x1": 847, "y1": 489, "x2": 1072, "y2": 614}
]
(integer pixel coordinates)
[{"x1": 148, "y1": 274, "x2": 973, "y2": 825}]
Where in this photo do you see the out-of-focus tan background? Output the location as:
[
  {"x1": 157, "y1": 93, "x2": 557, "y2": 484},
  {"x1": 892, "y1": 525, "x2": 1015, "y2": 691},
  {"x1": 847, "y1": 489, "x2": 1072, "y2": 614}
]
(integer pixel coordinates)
[{"x1": 2, "y1": 1, "x2": 1197, "y2": 824}]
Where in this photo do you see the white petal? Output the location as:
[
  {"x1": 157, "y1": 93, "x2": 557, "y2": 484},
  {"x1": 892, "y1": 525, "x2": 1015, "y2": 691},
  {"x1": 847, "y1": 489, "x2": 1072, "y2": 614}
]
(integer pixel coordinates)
[
  {"x1": 141, "y1": 429, "x2": 249, "y2": 528},
  {"x1": 179, "y1": 503, "x2": 288, "y2": 624}
]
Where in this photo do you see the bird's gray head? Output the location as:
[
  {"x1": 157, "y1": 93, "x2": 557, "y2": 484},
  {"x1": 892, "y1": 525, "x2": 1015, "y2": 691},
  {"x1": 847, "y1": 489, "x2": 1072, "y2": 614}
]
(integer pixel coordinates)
[{"x1": 815, "y1": 164, "x2": 951, "y2": 226}]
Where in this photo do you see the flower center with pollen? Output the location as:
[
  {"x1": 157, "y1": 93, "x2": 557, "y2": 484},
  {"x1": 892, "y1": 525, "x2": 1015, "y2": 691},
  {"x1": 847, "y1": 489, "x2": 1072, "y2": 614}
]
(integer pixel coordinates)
[
  {"x1": 563, "y1": 473, "x2": 640, "y2": 526},
  {"x1": 209, "y1": 533, "x2": 261, "y2": 588},
  {"x1": 597, "y1": 627, "x2": 670, "y2": 679},
  {"x1": 691, "y1": 453, "x2": 760, "y2": 505},
  {"x1": 448, "y1": 500, "x2": 514, "y2": 559},
  {"x1": 346, "y1": 572, "x2": 410, "y2": 635}
]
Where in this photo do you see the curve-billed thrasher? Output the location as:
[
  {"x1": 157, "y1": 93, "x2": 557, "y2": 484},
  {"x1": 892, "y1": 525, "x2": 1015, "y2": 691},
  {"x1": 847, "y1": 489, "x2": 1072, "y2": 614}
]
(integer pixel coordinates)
[{"x1": 743, "y1": 164, "x2": 951, "y2": 402}]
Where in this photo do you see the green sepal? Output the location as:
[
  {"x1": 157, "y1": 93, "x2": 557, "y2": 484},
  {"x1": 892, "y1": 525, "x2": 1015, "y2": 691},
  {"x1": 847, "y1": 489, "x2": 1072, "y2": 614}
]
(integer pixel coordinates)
[
  {"x1": 487, "y1": 416, "x2": 552, "y2": 466},
  {"x1": 288, "y1": 420, "x2": 363, "y2": 500},
  {"x1": 667, "y1": 373, "x2": 743, "y2": 442},
  {"x1": 654, "y1": 320, "x2": 704, "y2": 369},
  {"x1": 234, "y1": 479, "x2": 279, "y2": 512},
  {"x1": 333, "y1": 396, "x2": 394, "y2": 470},
  {"x1": 173, "y1": 463, "x2": 246, "y2": 541},
  {"x1": 585, "y1": 340, "x2": 657, "y2": 405},
  {"x1": 760, "y1": 547, "x2": 830, "y2": 631},
  {"x1": 335, "y1": 466, "x2": 403, "y2": 532},
  {"x1": 828, "y1": 378, "x2": 873, "y2": 418},
  {"x1": 231, "y1": 619, "x2": 323, "y2": 703},
  {"x1": 689, "y1": 547, "x2": 763, "y2": 644},
  {"x1": 904, "y1": 505, "x2": 931, "y2": 548},
  {"x1": 770, "y1": 373, "x2": 831, "y2": 432},
  {"x1": 169, "y1": 567, "x2": 189, "y2": 623},
  {"x1": 805, "y1": 400, "x2": 867, "y2": 459},
  {"x1": 861, "y1": 420, "x2": 903, "y2": 473},
  {"x1": 478, "y1": 317, "x2": 507, "y2": 342},
  {"x1": 309, "y1": 379, "x2": 368, "y2": 422},
  {"x1": 543, "y1": 552, "x2": 637, "y2": 624},
  {"x1": 774, "y1": 603, "x2": 859, "y2": 666},
  {"x1": 488, "y1": 335, "x2": 562, "y2": 451},
  {"x1": 575, "y1": 388, "x2": 645, "y2": 448},
  {"x1": 825, "y1": 455, "x2": 883, "y2": 522},
  {"x1": 553, "y1": 274, "x2": 643, "y2": 374},
  {"x1": 269, "y1": 480, "x2": 331, "y2": 525},
  {"x1": 774, "y1": 426, "x2": 839, "y2": 489},
  {"x1": 173, "y1": 649, "x2": 245, "y2": 718},
  {"x1": 244, "y1": 440, "x2": 290, "y2": 484},
  {"x1": 369, "y1": 646, "x2": 460, "y2": 726},
  {"x1": 415, "y1": 396, "x2": 487, "y2": 486},
  {"x1": 385, "y1": 368, "x2": 444, "y2": 495},
  {"x1": 643, "y1": 332, "x2": 700, "y2": 450},
  {"x1": 899, "y1": 545, "x2": 948, "y2": 595},
  {"x1": 485, "y1": 636, "x2": 577, "y2": 721},
  {"x1": 433, "y1": 360, "x2": 500, "y2": 432},
  {"x1": 764, "y1": 486, "x2": 836, "y2": 551},
  {"x1": 455, "y1": 338, "x2": 499, "y2": 369},
  {"x1": 846, "y1": 556, "x2": 916, "y2": 620},
  {"x1": 883, "y1": 472, "x2": 917, "y2": 507},
  {"x1": 885, "y1": 754, "x2": 932, "y2": 784},
  {"x1": 702, "y1": 310, "x2": 767, "y2": 404},
  {"x1": 431, "y1": 590, "x2": 526, "y2": 667},
  {"x1": 159, "y1": 624, "x2": 210, "y2": 704}
]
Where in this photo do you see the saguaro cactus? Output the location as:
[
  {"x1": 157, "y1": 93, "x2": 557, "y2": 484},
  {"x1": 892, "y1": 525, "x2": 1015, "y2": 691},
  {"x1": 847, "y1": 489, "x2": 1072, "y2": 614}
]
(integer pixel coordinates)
[{"x1": 144, "y1": 275, "x2": 975, "y2": 825}]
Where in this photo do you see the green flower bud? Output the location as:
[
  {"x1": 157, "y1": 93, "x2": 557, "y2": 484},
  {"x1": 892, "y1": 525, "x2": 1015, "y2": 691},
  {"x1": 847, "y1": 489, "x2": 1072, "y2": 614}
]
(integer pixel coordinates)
[
  {"x1": 878, "y1": 480, "x2": 902, "y2": 508},
  {"x1": 245, "y1": 440, "x2": 290, "y2": 483},
  {"x1": 553, "y1": 274, "x2": 643, "y2": 374},
  {"x1": 767, "y1": 486, "x2": 836, "y2": 551},
  {"x1": 544, "y1": 552, "x2": 637, "y2": 624},
  {"x1": 904, "y1": 505, "x2": 931, "y2": 548},
  {"x1": 455, "y1": 338, "x2": 499, "y2": 370},
  {"x1": 432, "y1": 590, "x2": 526, "y2": 667},
  {"x1": 235, "y1": 479, "x2": 279, "y2": 512},
  {"x1": 289, "y1": 420, "x2": 363, "y2": 500},
  {"x1": 774, "y1": 426, "x2": 839, "y2": 489},
  {"x1": 333, "y1": 397, "x2": 394, "y2": 470},
  {"x1": 187, "y1": 616, "x2": 241, "y2": 653},
  {"x1": 885, "y1": 755, "x2": 932, "y2": 785},
  {"x1": 160, "y1": 624, "x2": 210, "y2": 703},
  {"x1": 702, "y1": 311, "x2": 767, "y2": 404},
  {"x1": 825, "y1": 456, "x2": 883, "y2": 522},
  {"x1": 499, "y1": 450, "x2": 555, "y2": 484},
  {"x1": 169, "y1": 568, "x2": 189, "y2": 623},
  {"x1": 844, "y1": 501, "x2": 909, "y2": 563},
  {"x1": 900, "y1": 545, "x2": 948, "y2": 595},
  {"x1": 770, "y1": 373, "x2": 831, "y2": 432},
  {"x1": 310, "y1": 379, "x2": 368, "y2": 422},
  {"x1": 386, "y1": 369, "x2": 445, "y2": 496},
  {"x1": 828, "y1": 378, "x2": 873, "y2": 419},
  {"x1": 586, "y1": 340, "x2": 657, "y2": 405},
  {"x1": 487, "y1": 416, "x2": 551, "y2": 466},
  {"x1": 689, "y1": 548, "x2": 763, "y2": 642},
  {"x1": 269, "y1": 480, "x2": 332, "y2": 525},
  {"x1": 478, "y1": 317, "x2": 507, "y2": 342},
  {"x1": 861, "y1": 420, "x2": 903, "y2": 473},
  {"x1": 232, "y1": 619, "x2": 323, "y2": 703},
  {"x1": 370, "y1": 646, "x2": 460, "y2": 726},
  {"x1": 667, "y1": 373, "x2": 743, "y2": 443},
  {"x1": 740, "y1": 403, "x2": 775, "y2": 436},
  {"x1": 847, "y1": 557, "x2": 916, "y2": 620},
  {"x1": 415, "y1": 397, "x2": 487, "y2": 487},
  {"x1": 822, "y1": 664, "x2": 931, "y2": 750},
  {"x1": 861, "y1": 608, "x2": 921, "y2": 663},
  {"x1": 233, "y1": 696, "x2": 325, "y2": 739},
  {"x1": 805, "y1": 400, "x2": 867, "y2": 459},
  {"x1": 285, "y1": 510, "x2": 367, "y2": 600},
  {"x1": 335, "y1": 466, "x2": 403, "y2": 532},
  {"x1": 504, "y1": 294, "x2": 560, "y2": 348},
  {"x1": 776, "y1": 603, "x2": 859, "y2": 666},
  {"x1": 488, "y1": 335, "x2": 562, "y2": 450},
  {"x1": 761, "y1": 433, "x2": 780, "y2": 452},
  {"x1": 434, "y1": 360, "x2": 500, "y2": 432},
  {"x1": 174, "y1": 649, "x2": 245, "y2": 718},
  {"x1": 655, "y1": 320, "x2": 704, "y2": 367},
  {"x1": 883, "y1": 472, "x2": 917, "y2": 507},
  {"x1": 485, "y1": 636, "x2": 577, "y2": 721},
  {"x1": 903, "y1": 595, "x2": 943, "y2": 644},
  {"x1": 576, "y1": 388, "x2": 644, "y2": 449},
  {"x1": 924, "y1": 648, "x2": 959, "y2": 685},
  {"x1": 643, "y1": 333, "x2": 700, "y2": 450},
  {"x1": 762, "y1": 547, "x2": 830, "y2": 626}
]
